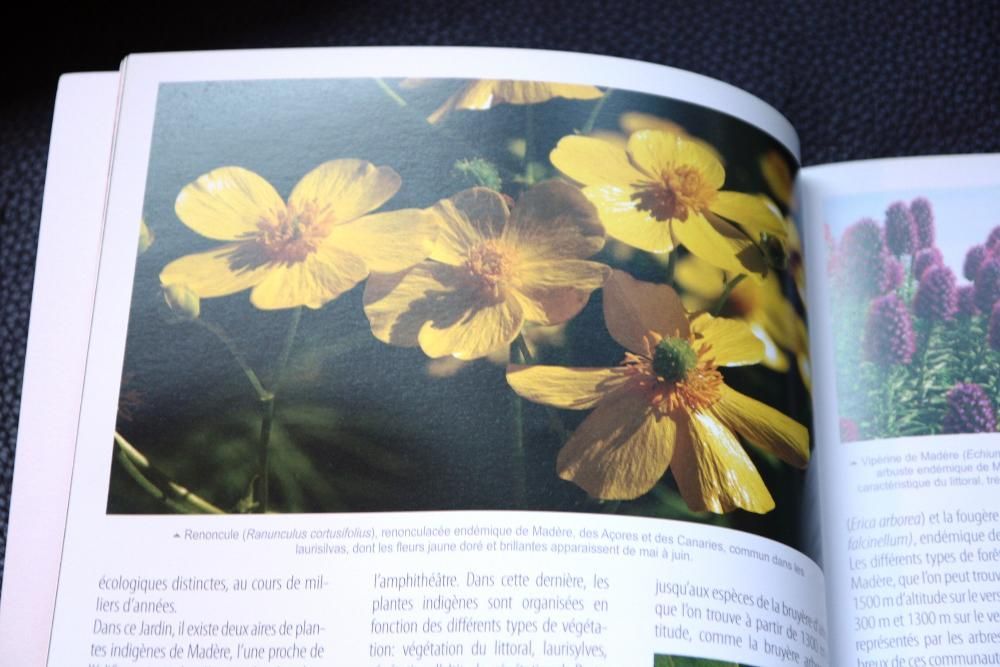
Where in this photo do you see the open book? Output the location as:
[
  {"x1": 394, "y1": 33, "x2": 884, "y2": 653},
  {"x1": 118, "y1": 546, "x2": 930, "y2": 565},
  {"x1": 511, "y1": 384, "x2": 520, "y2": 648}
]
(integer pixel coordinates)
[{"x1": 1, "y1": 47, "x2": 998, "y2": 667}]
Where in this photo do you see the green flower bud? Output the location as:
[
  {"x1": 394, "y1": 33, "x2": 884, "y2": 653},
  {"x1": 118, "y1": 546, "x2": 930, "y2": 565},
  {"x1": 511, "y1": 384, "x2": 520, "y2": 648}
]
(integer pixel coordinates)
[{"x1": 162, "y1": 283, "x2": 200, "y2": 321}]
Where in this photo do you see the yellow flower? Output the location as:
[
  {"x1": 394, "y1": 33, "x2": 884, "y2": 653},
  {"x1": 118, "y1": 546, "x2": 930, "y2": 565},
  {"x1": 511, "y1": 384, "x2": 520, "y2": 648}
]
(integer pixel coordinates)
[
  {"x1": 427, "y1": 79, "x2": 603, "y2": 124},
  {"x1": 138, "y1": 218, "x2": 155, "y2": 254},
  {"x1": 675, "y1": 254, "x2": 811, "y2": 389},
  {"x1": 550, "y1": 129, "x2": 787, "y2": 276},
  {"x1": 364, "y1": 181, "x2": 610, "y2": 360},
  {"x1": 507, "y1": 270, "x2": 809, "y2": 513},
  {"x1": 159, "y1": 160, "x2": 437, "y2": 310},
  {"x1": 760, "y1": 149, "x2": 794, "y2": 209}
]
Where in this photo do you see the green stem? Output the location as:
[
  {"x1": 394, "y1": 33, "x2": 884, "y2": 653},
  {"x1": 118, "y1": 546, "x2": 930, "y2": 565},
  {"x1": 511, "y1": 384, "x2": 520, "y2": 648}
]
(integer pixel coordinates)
[
  {"x1": 273, "y1": 307, "x2": 303, "y2": 392},
  {"x1": 513, "y1": 333, "x2": 534, "y2": 364},
  {"x1": 259, "y1": 307, "x2": 303, "y2": 513},
  {"x1": 710, "y1": 274, "x2": 748, "y2": 316},
  {"x1": 510, "y1": 334, "x2": 530, "y2": 508},
  {"x1": 114, "y1": 432, "x2": 223, "y2": 514},
  {"x1": 512, "y1": 333, "x2": 568, "y2": 441},
  {"x1": 374, "y1": 78, "x2": 408, "y2": 107},
  {"x1": 581, "y1": 89, "x2": 613, "y2": 134},
  {"x1": 197, "y1": 319, "x2": 269, "y2": 401},
  {"x1": 915, "y1": 320, "x2": 934, "y2": 404},
  {"x1": 258, "y1": 396, "x2": 276, "y2": 513},
  {"x1": 521, "y1": 106, "x2": 537, "y2": 184}
]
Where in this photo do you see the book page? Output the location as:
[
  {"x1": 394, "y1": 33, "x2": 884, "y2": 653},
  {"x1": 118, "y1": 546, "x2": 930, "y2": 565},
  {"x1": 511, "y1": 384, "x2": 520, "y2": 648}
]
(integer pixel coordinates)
[
  {"x1": 45, "y1": 47, "x2": 825, "y2": 666},
  {"x1": 802, "y1": 155, "x2": 1000, "y2": 666},
  {"x1": 0, "y1": 72, "x2": 121, "y2": 665}
]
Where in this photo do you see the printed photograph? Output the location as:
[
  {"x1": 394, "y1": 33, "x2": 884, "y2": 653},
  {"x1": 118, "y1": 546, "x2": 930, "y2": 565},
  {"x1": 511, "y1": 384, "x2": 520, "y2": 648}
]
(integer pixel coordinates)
[
  {"x1": 825, "y1": 187, "x2": 1000, "y2": 442},
  {"x1": 110, "y1": 76, "x2": 811, "y2": 548},
  {"x1": 654, "y1": 655, "x2": 754, "y2": 667}
]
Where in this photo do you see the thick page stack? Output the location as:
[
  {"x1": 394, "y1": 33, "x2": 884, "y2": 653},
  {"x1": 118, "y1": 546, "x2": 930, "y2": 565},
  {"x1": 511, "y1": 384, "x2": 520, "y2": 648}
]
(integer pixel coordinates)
[{"x1": 0, "y1": 47, "x2": 997, "y2": 667}]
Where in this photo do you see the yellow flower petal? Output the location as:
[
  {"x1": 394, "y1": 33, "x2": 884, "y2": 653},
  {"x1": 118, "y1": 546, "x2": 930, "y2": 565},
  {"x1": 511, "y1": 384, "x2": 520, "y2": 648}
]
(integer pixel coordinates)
[
  {"x1": 690, "y1": 313, "x2": 764, "y2": 367},
  {"x1": 672, "y1": 212, "x2": 766, "y2": 276},
  {"x1": 430, "y1": 188, "x2": 509, "y2": 265},
  {"x1": 159, "y1": 244, "x2": 272, "y2": 298},
  {"x1": 672, "y1": 411, "x2": 775, "y2": 514},
  {"x1": 514, "y1": 260, "x2": 611, "y2": 325},
  {"x1": 364, "y1": 264, "x2": 462, "y2": 348},
  {"x1": 674, "y1": 255, "x2": 727, "y2": 300},
  {"x1": 504, "y1": 180, "x2": 605, "y2": 260},
  {"x1": 288, "y1": 159, "x2": 401, "y2": 224},
  {"x1": 619, "y1": 113, "x2": 725, "y2": 164},
  {"x1": 418, "y1": 298, "x2": 524, "y2": 360},
  {"x1": 603, "y1": 270, "x2": 688, "y2": 353},
  {"x1": 550, "y1": 135, "x2": 644, "y2": 187},
  {"x1": 581, "y1": 185, "x2": 674, "y2": 253},
  {"x1": 626, "y1": 130, "x2": 724, "y2": 189},
  {"x1": 557, "y1": 388, "x2": 672, "y2": 500},
  {"x1": 428, "y1": 80, "x2": 602, "y2": 123},
  {"x1": 326, "y1": 208, "x2": 438, "y2": 274},
  {"x1": 619, "y1": 112, "x2": 689, "y2": 137},
  {"x1": 710, "y1": 385, "x2": 810, "y2": 468},
  {"x1": 506, "y1": 365, "x2": 628, "y2": 410},
  {"x1": 138, "y1": 219, "x2": 155, "y2": 254},
  {"x1": 250, "y1": 245, "x2": 367, "y2": 310},
  {"x1": 493, "y1": 80, "x2": 603, "y2": 104},
  {"x1": 752, "y1": 323, "x2": 791, "y2": 372},
  {"x1": 711, "y1": 191, "x2": 788, "y2": 239},
  {"x1": 175, "y1": 166, "x2": 286, "y2": 241},
  {"x1": 760, "y1": 150, "x2": 793, "y2": 207}
]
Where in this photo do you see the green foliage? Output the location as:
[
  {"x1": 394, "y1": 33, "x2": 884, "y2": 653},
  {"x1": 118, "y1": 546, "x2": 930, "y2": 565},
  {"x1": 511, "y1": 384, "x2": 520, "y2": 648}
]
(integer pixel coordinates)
[{"x1": 653, "y1": 655, "x2": 744, "y2": 667}]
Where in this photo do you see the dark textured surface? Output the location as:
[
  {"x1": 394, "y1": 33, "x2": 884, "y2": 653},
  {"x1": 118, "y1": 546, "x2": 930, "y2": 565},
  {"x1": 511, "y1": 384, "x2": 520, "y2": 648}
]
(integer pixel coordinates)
[{"x1": 1, "y1": 0, "x2": 998, "y2": 579}]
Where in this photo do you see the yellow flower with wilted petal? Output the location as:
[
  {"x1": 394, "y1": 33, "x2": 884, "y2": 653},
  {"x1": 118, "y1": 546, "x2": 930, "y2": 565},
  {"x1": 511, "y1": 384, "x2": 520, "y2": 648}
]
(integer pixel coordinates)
[
  {"x1": 675, "y1": 255, "x2": 811, "y2": 389},
  {"x1": 427, "y1": 79, "x2": 603, "y2": 124},
  {"x1": 364, "y1": 181, "x2": 610, "y2": 360},
  {"x1": 159, "y1": 160, "x2": 438, "y2": 310},
  {"x1": 507, "y1": 270, "x2": 809, "y2": 513},
  {"x1": 551, "y1": 129, "x2": 787, "y2": 277}
]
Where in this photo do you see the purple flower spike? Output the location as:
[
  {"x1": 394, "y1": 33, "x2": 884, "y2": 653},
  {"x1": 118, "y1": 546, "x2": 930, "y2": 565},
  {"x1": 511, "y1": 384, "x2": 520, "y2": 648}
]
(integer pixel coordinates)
[
  {"x1": 964, "y1": 244, "x2": 990, "y2": 281},
  {"x1": 912, "y1": 247, "x2": 943, "y2": 280},
  {"x1": 839, "y1": 219, "x2": 887, "y2": 296},
  {"x1": 913, "y1": 265, "x2": 957, "y2": 322},
  {"x1": 942, "y1": 383, "x2": 996, "y2": 434},
  {"x1": 957, "y1": 285, "x2": 978, "y2": 318},
  {"x1": 909, "y1": 197, "x2": 935, "y2": 249},
  {"x1": 974, "y1": 257, "x2": 1000, "y2": 313},
  {"x1": 864, "y1": 293, "x2": 916, "y2": 365},
  {"x1": 881, "y1": 256, "x2": 905, "y2": 293},
  {"x1": 884, "y1": 202, "x2": 917, "y2": 256},
  {"x1": 987, "y1": 226, "x2": 1000, "y2": 254},
  {"x1": 990, "y1": 302, "x2": 1000, "y2": 352}
]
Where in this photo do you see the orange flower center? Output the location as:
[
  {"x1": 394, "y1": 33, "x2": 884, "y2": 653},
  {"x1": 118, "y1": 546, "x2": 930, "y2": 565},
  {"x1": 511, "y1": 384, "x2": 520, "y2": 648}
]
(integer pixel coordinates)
[
  {"x1": 623, "y1": 335, "x2": 723, "y2": 414},
  {"x1": 633, "y1": 166, "x2": 714, "y2": 222},
  {"x1": 463, "y1": 239, "x2": 516, "y2": 303},
  {"x1": 255, "y1": 203, "x2": 328, "y2": 264}
]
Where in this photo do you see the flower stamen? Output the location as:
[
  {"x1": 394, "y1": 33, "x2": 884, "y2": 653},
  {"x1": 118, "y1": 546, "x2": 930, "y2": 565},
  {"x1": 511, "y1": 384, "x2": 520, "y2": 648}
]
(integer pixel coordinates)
[
  {"x1": 631, "y1": 166, "x2": 714, "y2": 222},
  {"x1": 463, "y1": 239, "x2": 516, "y2": 303},
  {"x1": 623, "y1": 337, "x2": 723, "y2": 414},
  {"x1": 255, "y1": 203, "x2": 327, "y2": 264}
]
